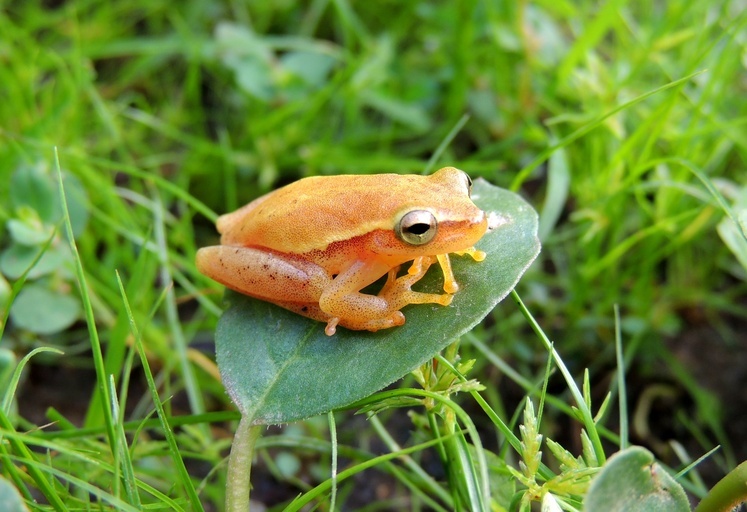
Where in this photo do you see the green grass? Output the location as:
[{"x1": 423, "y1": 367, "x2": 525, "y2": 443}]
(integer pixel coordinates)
[{"x1": 1, "y1": 1, "x2": 746, "y2": 510}]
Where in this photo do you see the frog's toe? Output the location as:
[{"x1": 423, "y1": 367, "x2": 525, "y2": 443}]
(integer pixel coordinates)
[
  {"x1": 388, "y1": 311, "x2": 406, "y2": 328},
  {"x1": 325, "y1": 317, "x2": 340, "y2": 336},
  {"x1": 340, "y1": 311, "x2": 405, "y2": 333},
  {"x1": 370, "y1": 311, "x2": 406, "y2": 331}
]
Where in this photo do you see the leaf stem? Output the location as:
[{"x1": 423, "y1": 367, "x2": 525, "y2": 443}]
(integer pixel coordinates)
[
  {"x1": 226, "y1": 417, "x2": 262, "y2": 512},
  {"x1": 328, "y1": 411, "x2": 338, "y2": 511}
]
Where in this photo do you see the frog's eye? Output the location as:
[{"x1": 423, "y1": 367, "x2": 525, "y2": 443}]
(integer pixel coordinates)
[
  {"x1": 461, "y1": 171, "x2": 473, "y2": 196},
  {"x1": 396, "y1": 210, "x2": 437, "y2": 245}
]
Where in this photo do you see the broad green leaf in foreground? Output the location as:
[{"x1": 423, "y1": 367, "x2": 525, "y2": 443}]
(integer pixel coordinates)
[
  {"x1": 583, "y1": 446, "x2": 689, "y2": 512},
  {"x1": 216, "y1": 178, "x2": 540, "y2": 425}
]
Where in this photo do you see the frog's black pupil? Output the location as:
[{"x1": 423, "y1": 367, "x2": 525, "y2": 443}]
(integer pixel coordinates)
[{"x1": 407, "y1": 223, "x2": 430, "y2": 235}]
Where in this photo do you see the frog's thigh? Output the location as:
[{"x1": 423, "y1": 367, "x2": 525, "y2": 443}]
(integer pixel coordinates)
[{"x1": 196, "y1": 246, "x2": 331, "y2": 303}]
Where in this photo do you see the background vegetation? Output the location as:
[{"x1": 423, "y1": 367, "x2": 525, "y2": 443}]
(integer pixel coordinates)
[{"x1": 1, "y1": 0, "x2": 745, "y2": 510}]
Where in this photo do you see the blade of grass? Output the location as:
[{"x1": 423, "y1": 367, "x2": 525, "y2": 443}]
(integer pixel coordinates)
[
  {"x1": 1, "y1": 347, "x2": 63, "y2": 413},
  {"x1": 511, "y1": 290, "x2": 607, "y2": 465},
  {"x1": 4, "y1": 453, "x2": 144, "y2": 512},
  {"x1": 615, "y1": 305, "x2": 629, "y2": 450},
  {"x1": 510, "y1": 71, "x2": 705, "y2": 192},
  {"x1": 447, "y1": 423, "x2": 486, "y2": 511},
  {"x1": 0, "y1": 409, "x2": 67, "y2": 511},
  {"x1": 109, "y1": 375, "x2": 141, "y2": 508},
  {"x1": 556, "y1": 0, "x2": 628, "y2": 83},
  {"x1": 151, "y1": 186, "x2": 207, "y2": 421},
  {"x1": 423, "y1": 113, "x2": 470, "y2": 175},
  {"x1": 284, "y1": 429, "x2": 463, "y2": 512},
  {"x1": 350, "y1": 387, "x2": 490, "y2": 505},
  {"x1": 2, "y1": 417, "x2": 187, "y2": 508},
  {"x1": 115, "y1": 271, "x2": 204, "y2": 511},
  {"x1": 55, "y1": 148, "x2": 118, "y2": 443},
  {"x1": 434, "y1": 353, "x2": 557, "y2": 483},
  {"x1": 256, "y1": 430, "x2": 451, "y2": 510},
  {"x1": 369, "y1": 414, "x2": 454, "y2": 508}
]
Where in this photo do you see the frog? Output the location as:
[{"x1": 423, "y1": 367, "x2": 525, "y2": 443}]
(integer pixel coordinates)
[{"x1": 196, "y1": 166, "x2": 489, "y2": 336}]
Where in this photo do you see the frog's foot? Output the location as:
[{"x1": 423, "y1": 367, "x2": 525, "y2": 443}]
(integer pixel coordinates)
[
  {"x1": 327, "y1": 311, "x2": 406, "y2": 335},
  {"x1": 275, "y1": 305, "x2": 404, "y2": 336},
  {"x1": 453, "y1": 246, "x2": 486, "y2": 262},
  {"x1": 378, "y1": 257, "x2": 454, "y2": 310},
  {"x1": 435, "y1": 247, "x2": 486, "y2": 294}
]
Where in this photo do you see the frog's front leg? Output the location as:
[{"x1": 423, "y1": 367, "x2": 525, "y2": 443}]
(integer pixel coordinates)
[{"x1": 378, "y1": 256, "x2": 454, "y2": 308}]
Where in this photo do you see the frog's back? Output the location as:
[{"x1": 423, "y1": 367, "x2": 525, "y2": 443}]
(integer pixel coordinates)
[
  {"x1": 217, "y1": 174, "x2": 413, "y2": 252},
  {"x1": 217, "y1": 168, "x2": 479, "y2": 254}
]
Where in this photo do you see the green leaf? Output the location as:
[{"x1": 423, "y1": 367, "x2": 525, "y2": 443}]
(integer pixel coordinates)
[
  {"x1": 0, "y1": 475, "x2": 28, "y2": 512},
  {"x1": 359, "y1": 90, "x2": 431, "y2": 133},
  {"x1": 57, "y1": 172, "x2": 89, "y2": 239},
  {"x1": 583, "y1": 446, "x2": 690, "y2": 512},
  {"x1": 6, "y1": 218, "x2": 54, "y2": 246},
  {"x1": 538, "y1": 144, "x2": 570, "y2": 242},
  {"x1": 215, "y1": 179, "x2": 540, "y2": 424},
  {"x1": 9, "y1": 163, "x2": 89, "y2": 239},
  {"x1": 9, "y1": 283, "x2": 81, "y2": 335},
  {"x1": 280, "y1": 51, "x2": 336, "y2": 88},
  {"x1": 0, "y1": 243, "x2": 69, "y2": 280},
  {"x1": 214, "y1": 22, "x2": 275, "y2": 102},
  {"x1": 11, "y1": 164, "x2": 56, "y2": 223}
]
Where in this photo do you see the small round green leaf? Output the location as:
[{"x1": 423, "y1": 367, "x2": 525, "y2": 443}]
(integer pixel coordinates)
[
  {"x1": 9, "y1": 163, "x2": 89, "y2": 240},
  {"x1": 7, "y1": 218, "x2": 54, "y2": 246},
  {"x1": 584, "y1": 446, "x2": 690, "y2": 512},
  {"x1": 10, "y1": 283, "x2": 81, "y2": 335},
  {"x1": 215, "y1": 179, "x2": 540, "y2": 424},
  {"x1": 11, "y1": 164, "x2": 56, "y2": 223},
  {"x1": 0, "y1": 243, "x2": 69, "y2": 280}
]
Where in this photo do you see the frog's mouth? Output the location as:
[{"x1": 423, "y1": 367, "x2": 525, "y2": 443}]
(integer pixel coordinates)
[
  {"x1": 430, "y1": 213, "x2": 489, "y2": 253},
  {"x1": 487, "y1": 211, "x2": 512, "y2": 231}
]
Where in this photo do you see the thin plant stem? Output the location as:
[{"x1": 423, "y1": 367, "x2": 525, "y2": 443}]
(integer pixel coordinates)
[
  {"x1": 226, "y1": 417, "x2": 262, "y2": 512},
  {"x1": 328, "y1": 411, "x2": 338, "y2": 511},
  {"x1": 615, "y1": 305, "x2": 629, "y2": 450},
  {"x1": 511, "y1": 290, "x2": 607, "y2": 465}
]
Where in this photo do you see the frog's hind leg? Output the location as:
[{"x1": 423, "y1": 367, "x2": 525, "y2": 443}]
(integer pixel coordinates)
[
  {"x1": 196, "y1": 245, "x2": 331, "y2": 305},
  {"x1": 270, "y1": 301, "x2": 332, "y2": 325},
  {"x1": 265, "y1": 301, "x2": 396, "y2": 337}
]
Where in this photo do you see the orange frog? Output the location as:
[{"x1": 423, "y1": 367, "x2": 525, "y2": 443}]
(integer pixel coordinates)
[{"x1": 196, "y1": 167, "x2": 489, "y2": 335}]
